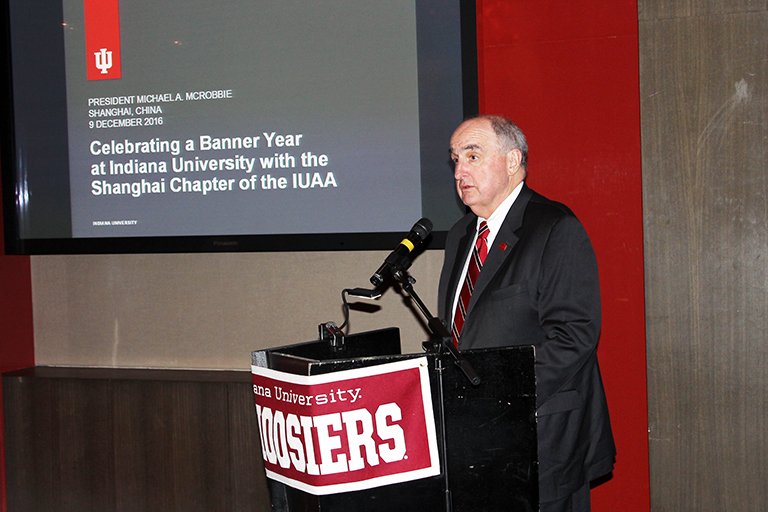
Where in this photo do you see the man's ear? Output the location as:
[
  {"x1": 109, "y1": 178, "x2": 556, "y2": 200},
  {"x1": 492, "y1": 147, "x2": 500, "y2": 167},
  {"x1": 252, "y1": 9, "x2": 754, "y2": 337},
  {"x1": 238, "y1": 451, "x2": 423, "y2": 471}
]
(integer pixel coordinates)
[{"x1": 506, "y1": 148, "x2": 523, "y2": 175}]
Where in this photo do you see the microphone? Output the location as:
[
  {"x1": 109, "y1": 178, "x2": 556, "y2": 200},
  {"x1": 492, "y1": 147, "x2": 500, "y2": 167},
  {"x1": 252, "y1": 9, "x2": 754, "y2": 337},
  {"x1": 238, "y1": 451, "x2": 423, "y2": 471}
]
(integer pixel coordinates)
[{"x1": 370, "y1": 218, "x2": 433, "y2": 287}]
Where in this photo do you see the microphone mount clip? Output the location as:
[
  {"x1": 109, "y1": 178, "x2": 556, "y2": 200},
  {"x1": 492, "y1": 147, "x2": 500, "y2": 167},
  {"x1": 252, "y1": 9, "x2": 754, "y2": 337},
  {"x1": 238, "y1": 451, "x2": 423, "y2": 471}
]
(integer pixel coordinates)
[{"x1": 319, "y1": 321, "x2": 345, "y2": 350}]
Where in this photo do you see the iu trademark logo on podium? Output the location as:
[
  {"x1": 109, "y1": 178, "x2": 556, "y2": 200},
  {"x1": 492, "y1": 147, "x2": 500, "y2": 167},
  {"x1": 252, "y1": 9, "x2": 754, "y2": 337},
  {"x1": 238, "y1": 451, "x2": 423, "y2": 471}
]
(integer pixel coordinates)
[{"x1": 84, "y1": 0, "x2": 122, "y2": 80}]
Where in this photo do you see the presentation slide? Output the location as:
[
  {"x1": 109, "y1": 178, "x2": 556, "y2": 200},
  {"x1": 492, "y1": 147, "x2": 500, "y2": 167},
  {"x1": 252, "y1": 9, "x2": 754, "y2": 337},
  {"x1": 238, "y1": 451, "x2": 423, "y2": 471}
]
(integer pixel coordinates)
[{"x1": 64, "y1": 0, "x2": 422, "y2": 237}]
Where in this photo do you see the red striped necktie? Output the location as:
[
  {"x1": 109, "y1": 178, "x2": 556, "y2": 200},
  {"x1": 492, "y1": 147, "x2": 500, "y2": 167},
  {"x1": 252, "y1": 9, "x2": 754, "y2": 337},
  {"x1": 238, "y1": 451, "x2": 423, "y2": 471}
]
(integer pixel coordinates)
[{"x1": 452, "y1": 221, "x2": 489, "y2": 347}]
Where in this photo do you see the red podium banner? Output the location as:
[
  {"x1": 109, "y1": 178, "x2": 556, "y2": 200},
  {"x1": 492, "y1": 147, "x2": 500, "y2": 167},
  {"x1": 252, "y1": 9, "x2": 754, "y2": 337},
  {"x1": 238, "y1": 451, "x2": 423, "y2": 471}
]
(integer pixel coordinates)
[{"x1": 251, "y1": 357, "x2": 440, "y2": 495}]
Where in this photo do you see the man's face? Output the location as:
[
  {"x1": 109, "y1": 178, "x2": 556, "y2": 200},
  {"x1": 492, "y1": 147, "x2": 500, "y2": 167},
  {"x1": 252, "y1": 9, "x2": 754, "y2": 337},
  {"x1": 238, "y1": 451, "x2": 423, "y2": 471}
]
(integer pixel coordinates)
[{"x1": 450, "y1": 119, "x2": 521, "y2": 219}]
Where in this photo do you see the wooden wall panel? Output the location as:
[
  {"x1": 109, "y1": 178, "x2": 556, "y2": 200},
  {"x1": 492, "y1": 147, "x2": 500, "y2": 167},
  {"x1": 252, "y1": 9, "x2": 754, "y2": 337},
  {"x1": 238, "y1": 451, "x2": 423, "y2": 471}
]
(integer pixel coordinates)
[
  {"x1": 639, "y1": 0, "x2": 767, "y2": 20},
  {"x1": 3, "y1": 368, "x2": 270, "y2": 512},
  {"x1": 639, "y1": 3, "x2": 768, "y2": 511},
  {"x1": 227, "y1": 382, "x2": 271, "y2": 512}
]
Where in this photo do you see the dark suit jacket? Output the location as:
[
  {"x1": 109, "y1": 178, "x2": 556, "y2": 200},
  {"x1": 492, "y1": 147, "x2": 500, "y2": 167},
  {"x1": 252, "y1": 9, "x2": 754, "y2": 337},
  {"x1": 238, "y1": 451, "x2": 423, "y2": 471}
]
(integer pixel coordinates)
[{"x1": 438, "y1": 184, "x2": 616, "y2": 502}]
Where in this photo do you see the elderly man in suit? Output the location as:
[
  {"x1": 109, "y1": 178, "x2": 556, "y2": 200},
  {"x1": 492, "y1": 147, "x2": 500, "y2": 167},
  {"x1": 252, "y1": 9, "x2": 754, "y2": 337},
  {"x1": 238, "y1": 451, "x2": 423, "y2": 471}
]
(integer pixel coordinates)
[{"x1": 437, "y1": 115, "x2": 616, "y2": 512}]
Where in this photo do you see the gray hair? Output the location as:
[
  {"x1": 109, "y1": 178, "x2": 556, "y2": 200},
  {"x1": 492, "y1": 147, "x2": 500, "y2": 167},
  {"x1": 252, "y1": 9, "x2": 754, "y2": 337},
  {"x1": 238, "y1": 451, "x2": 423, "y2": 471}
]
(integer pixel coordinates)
[{"x1": 475, "y1": 115, "x2": 528, "y2": 170}]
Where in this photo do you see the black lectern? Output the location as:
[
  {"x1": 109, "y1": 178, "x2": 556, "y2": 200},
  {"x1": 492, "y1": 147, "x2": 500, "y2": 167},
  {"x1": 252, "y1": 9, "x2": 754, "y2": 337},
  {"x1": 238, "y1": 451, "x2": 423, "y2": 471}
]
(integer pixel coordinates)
[{"x1": 251, "y1": 327, "x2": 538, "y2": 512}]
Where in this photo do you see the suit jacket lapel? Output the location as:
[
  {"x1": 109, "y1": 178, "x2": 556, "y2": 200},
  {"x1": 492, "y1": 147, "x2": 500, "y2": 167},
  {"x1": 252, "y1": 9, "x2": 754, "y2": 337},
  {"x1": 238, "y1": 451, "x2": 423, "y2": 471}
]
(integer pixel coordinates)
[
  {"x1": 443, "y1": 218, "x2": 476, "y2": 319},
  {"x1": 465, "y1": 184, "x2": 533, "y2": 318}
]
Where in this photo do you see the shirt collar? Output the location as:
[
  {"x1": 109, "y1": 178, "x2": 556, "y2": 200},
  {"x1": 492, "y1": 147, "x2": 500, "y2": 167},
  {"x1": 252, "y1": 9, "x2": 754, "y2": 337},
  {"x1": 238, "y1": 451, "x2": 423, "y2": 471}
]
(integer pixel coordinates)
[{"x1": 477, "y1": 181, "x2": 524, "y2": 248}]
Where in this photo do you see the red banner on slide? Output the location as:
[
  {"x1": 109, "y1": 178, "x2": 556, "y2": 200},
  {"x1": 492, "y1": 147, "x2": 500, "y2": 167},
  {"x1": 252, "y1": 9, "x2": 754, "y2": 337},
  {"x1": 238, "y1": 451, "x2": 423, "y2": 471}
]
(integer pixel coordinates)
[
  {"x1": 252, "y1": 357, "x2": 440, "y2": 495},
  {"x1": 84, "y1": 0, "x2": 122, "y2": 80}
]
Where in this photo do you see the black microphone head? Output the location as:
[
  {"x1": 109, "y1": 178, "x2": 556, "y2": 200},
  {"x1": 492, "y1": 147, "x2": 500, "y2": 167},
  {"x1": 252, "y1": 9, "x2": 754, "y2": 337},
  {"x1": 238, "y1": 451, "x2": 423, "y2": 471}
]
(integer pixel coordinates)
[{"x1": 411, "y1": 218, "x2": 433, "y2": 241}]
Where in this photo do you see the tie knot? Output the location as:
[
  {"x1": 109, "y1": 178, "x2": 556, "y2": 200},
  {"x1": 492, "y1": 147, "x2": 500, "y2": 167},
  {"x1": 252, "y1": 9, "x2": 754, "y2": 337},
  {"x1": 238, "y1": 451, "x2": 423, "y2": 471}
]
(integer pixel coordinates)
[
  {"x1": 475, "y1": 221, "x2": 489, "y2": 262},
  {"x1": 478, "y1": 221, "x2": 489, "y2": 241}
]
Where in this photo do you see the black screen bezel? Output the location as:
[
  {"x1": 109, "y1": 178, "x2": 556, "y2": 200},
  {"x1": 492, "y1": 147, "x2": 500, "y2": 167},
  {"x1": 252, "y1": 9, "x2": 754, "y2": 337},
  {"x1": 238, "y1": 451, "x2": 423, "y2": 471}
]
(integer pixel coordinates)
[{"x1": 1, "y1": 0, "x2": 477, "y2": 255}]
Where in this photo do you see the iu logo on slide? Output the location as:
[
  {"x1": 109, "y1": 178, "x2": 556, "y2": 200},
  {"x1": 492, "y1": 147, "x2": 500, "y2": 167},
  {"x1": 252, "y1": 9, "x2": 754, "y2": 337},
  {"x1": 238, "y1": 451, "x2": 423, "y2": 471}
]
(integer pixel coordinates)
[
  {"x1": 94, "y1": 48, "x2": 113, "y2": 75},
  {"x1": 84, "y1": 0, "x2": 122, "y2": 80}
]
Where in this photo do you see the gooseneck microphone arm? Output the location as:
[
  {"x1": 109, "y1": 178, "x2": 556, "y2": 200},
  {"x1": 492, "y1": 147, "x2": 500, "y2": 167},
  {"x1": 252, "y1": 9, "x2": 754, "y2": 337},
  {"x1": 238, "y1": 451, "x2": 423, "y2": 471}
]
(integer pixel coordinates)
[
  {"x1": 390, "y1": 266, "x2": 481, "y2": 386},
  {"x1": 369, "y1": 217, "x2": 479, "y2": 385}
]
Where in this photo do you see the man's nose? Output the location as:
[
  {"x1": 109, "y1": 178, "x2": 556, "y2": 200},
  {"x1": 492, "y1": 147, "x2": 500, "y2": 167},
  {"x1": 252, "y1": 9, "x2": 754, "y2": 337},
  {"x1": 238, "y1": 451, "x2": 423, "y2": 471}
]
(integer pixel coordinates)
[{"x1": 454, "y1": 161, "x2": 467, "y2": 179}]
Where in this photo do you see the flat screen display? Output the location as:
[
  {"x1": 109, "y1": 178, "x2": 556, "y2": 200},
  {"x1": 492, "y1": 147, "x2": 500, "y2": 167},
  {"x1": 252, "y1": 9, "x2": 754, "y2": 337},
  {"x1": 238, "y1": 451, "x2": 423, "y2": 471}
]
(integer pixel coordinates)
[{"x1": 1, "y1": 0, "x2": 477, "y2": 254}]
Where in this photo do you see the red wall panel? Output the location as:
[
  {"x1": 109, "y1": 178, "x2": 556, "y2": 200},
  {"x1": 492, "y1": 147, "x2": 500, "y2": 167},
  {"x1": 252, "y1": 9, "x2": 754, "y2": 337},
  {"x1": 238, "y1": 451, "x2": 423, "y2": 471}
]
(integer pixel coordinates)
[
  {"x1": 0, "y1": 170, "x2": 36, "y2": 512},
  {"x1": 476, "y1": 1, "x2": 650, "y2": 510}
]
